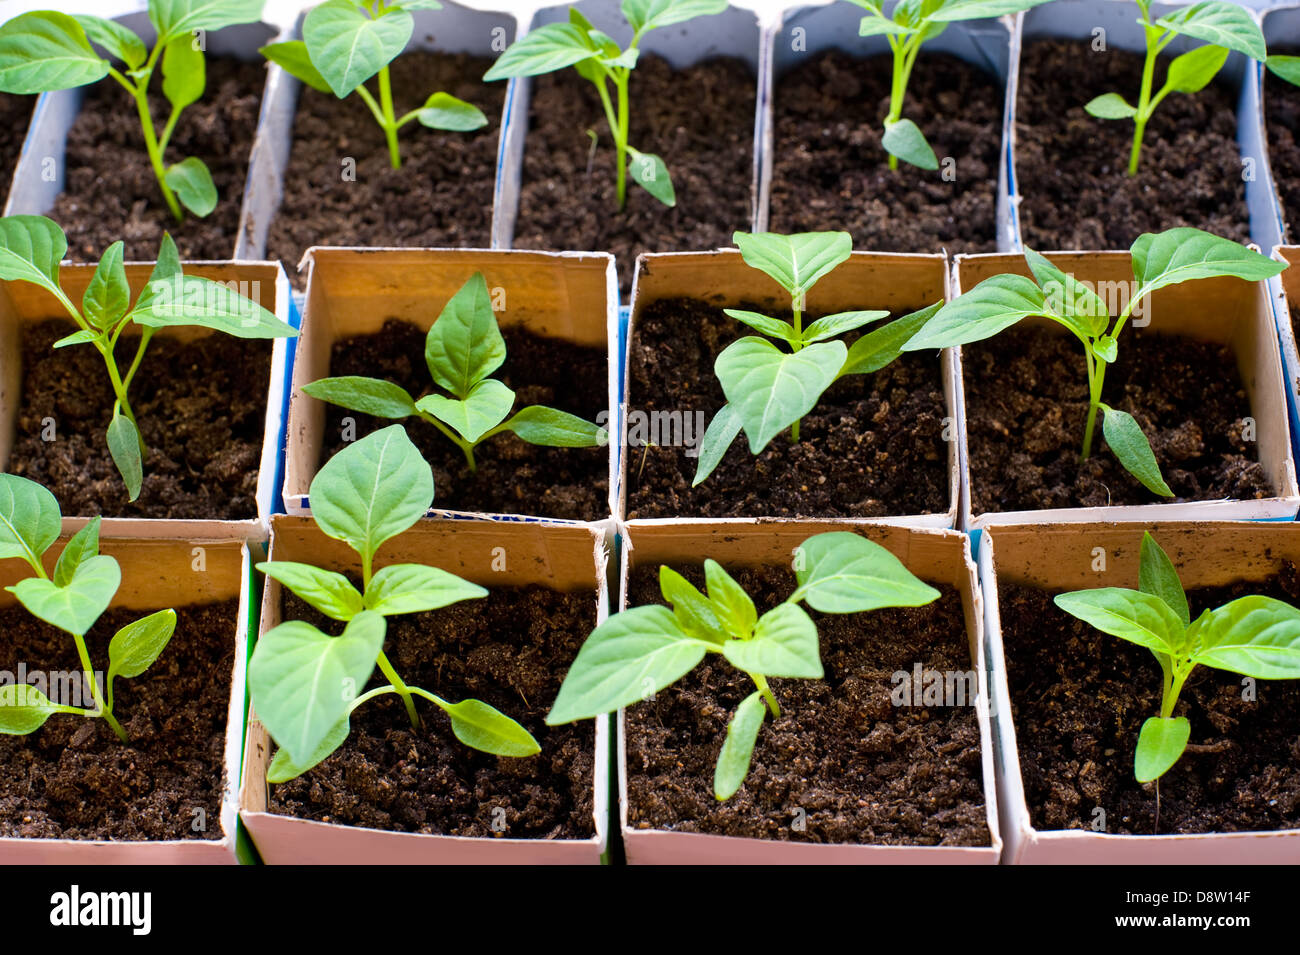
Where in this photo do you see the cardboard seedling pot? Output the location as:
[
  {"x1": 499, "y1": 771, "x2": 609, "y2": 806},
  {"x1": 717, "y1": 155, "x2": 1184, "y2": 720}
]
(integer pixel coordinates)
[
  {"x1": 620, "y1": 249, "x2": 961, "y2": 528},
  {"x1": 0, "y1": 535, "x2": 253, "y2": 864},
  {"x1": 952, "y1": 249, "x2": 1299, "y2": 528},
  {"x1": 982, "y1": 520, "x2": 1300, "y2": 864},
  {"x1": 1268, "y1": 246, "x2": 1300, "y2": 474},
  {"x1": 1245, "y1": 2, "x2": 1300, "y2": 255},
  {"x1": 282, "y1": 246, "x2": 617, "y2": 525},
  {"x1": 615, "y1": 520, "x2": 1000, "y2": 864},
  {"x1": 239, "y1": 514, "x2": 610, "y2": 864},
  {"x1": 0, "y1": 259, "x2": 295, "y2": 541}
]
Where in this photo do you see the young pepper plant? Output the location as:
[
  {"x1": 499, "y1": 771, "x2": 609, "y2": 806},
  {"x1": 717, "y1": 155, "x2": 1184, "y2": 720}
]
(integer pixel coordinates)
[
  {"x1": 692, "y1": 230, "x2": 942, "y2": 485},
  {"x1": 261, "y1": 0, "x2": 486, "y2": 171},
  {"x1": 483, "y1": 0, "x2": 728, "y2": 209},
  {"x1": 903, "y1": 227, "x2": 1285, "y2": 498},
  {"x1": 302, "y1": 271, "x2": 606, "y2": 474},
  {"x1": 0, "y1": 215, "x2": 296, "y2": 501},
  {"x1": 548, "y1": 532, "x2": 939, "y2": 800},
  {"x1": 0, "y1": 474, "x2": 177, "y2": 744},
  {"x1": 848, "y1": 0, "x2": 1051, "y2": 170},
  {"x1": 1056, "y1": 532, "x2": 1300, "y2": 784},
  {"x1": 1084, "y1": 0, "x2": 1266, "y2": 176},
  {"x1": 0, "y1": 2, "x2": 269, "y2": 220},
  {"x1": 249, "y1": 425, "x2": 539, "y2": 783}
]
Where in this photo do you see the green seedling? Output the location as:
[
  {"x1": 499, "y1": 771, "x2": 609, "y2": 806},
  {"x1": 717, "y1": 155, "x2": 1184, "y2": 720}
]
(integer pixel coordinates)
[
  {"x1": 692, "y1": 230, "x2": 942, "y2": 485},
  {"x1": 249, "y1": 426, "x2": 539, "y2": 783},
  {"x1": 0, "y1": 474, "x2": 176, "y2": 744},
  {"x1": 1084, "y1": 0, "x2": 1266, "y2": 176},
  {"x1": 0, "y1": 215, "x2": 296, "y2": 502},
  {"x1": 548, "y1": 531, "x2": 939, "y2": 800},
  {"x1": 848, "y1": 0, "x2": 1050, "y2": 171},
  {"x1": 0, "y1": 2, "x2": 269, "y2": 220},
  {"x1": 302, "y1": 271, "x2": 606, "y2": 475},
  {"x1": 903, "y1": 227, "x2": 1285, "y2": 498},
  {"x1": 262, "y1": 0, "x2": 486, "y2": 171},
  {"x1": 1056, "y1": 532, "x2": 1300, "y2": 783},
  {"x1": 483, "y1": 0, "x2": 729, "y2": 209}
]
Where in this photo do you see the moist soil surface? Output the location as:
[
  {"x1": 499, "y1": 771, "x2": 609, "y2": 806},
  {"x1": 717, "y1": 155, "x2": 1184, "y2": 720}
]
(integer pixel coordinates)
[
  {"x1": 50, "y1": 57, "x2": 264, "y2": 263},
  {"x1": 770, "y1": 50, "x2": 1002, "y2": 254},
  {"x1": 317, "y1": 319, "x2": 608, "y2": 520},
  {"x1": 513, "y1": 55, "x2": 755, "y2": 294},
  {"x1": 625, "y1": 563, "x2": 990, "y2": 846},
  {"x1": 1000, "y1": 572, "x2": 1300, "y2": 834},
  {"x1": 964, "y1": 325, "x2": 1270, "y2": 514},
  {"x1": 626, "y1": 297, "x2": 949, "y2": 519},
  {"x1": 1266, "y1": 52, "x2": 1300, "y2": 244},
  {"x1": 269, "y1": 586, "x2": 596, "y2": 839},
  {"x1": 1015, "y1": 39, "x2": 1249, "y2": 250},
  {"x1": 267, "y1": 53, "x2": 504, "y2": 290},
  {"x1": 10, "y1": 319, "x2": 272, "y2": 520},
  {"x1": 0, "y1": 92, "x2": 34, "y2": 189},
  {"x1": 0, "y1": 600, "x2": 237, "y2": 841}
]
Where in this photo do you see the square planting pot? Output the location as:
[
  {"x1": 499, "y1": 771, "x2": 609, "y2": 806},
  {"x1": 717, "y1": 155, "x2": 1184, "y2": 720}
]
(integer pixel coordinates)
[
  {"x1": 620, "y1": 249, "x2": 961, "y2": 528},
  {"x1": 0, "y1": 259, "x2": 294, "y2": 540},
  {"x1": 239, "y1": 515, "x2": 611, "y2": 864},
  {"x1": 282, "y1": 246, "x2": 617, "y2": 525},
  {"x1": 981, "y1": 521, "x2": 1300, "y2": 864},
  {"x1": 1270, "y1": 245, "x2": 1300, "y2": 470},
  {"x1": 0, "y1": 536, "x2": 254, "y2": 864},
  {"x1": 952, "y1": 249, "x2": 1299, "y2": 528},
  {"x1": 616, "y1": 520, "x2": 1000, "y2": 864}
]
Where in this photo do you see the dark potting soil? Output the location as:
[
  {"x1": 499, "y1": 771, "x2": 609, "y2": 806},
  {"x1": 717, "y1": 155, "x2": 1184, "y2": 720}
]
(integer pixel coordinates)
[
  {"x1": 0, "y1": 599, "x2": 237, "y2": 841},
  {"x1": 266, "y1": 53, "x2": 504, "y2": 290},
  {"x1": 0, "y1": 92, "x2": 34, "y2": 188},
  {"x1": 513, "y1": 55, "x2": 756, "y2": 294},
  {"x1": 268, "y1": 586, "x2": 597, "y2": 839},
  {"x1": 964, "y1": 325, "x2": 1270, "y2": 513},
  {"x1": 1000, "y1": 573, "x2": 1300, "y2": 835},
  {"x1": 625, "y1": 297, "x2": 949, "y2": 519},
  {"x1": 1265, "y1": 52, "x2": 1300, "y2": 244},
  {"x1": 317, "y1": 319, "x2": 609, "y2": 520},
  {"x1": 624, "y1": 563, "x2": 990, "y2": 846},
  {"x1": 10, "y1": 319, "x2": 272, "y2": 520},
  {"x1": 1015, "y1": 39, "x2": 1249, "y2": 250},
  {"x1": 49, "y1": 57, "x2": 264, "y2": 263},
  {"x1": 770, "y1": 50, "x2": 1002, "y2": 254}
]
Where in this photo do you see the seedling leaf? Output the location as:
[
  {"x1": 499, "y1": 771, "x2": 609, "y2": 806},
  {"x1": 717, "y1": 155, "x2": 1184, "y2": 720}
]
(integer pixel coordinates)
[
  {"x1": 1102, "y1": 406, "x2": 1173, "y2": 497},
  {"x1": 713, "y1": 690, "x2": 765, "y2": 800}
]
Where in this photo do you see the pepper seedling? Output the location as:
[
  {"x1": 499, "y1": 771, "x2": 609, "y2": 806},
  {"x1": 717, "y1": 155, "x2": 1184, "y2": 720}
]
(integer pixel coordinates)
[
  {"x1": 261, "y1": 0, "x2": 486, "y2": 171},
  {"x1": 1083, "y1": 0, "x2": 1266, "y2": 176},
  {"x1": 1055, "y1": 532, "x2": 1300, "y2": 783},
  {"x1": 483, "y1": 0, "x2": 729, "y2": 209},
  {"x1": 249, "y1": 426, "x2": 539, "y2": 783},
  {"x1": 903, "y1": 227, "x2": 1285, "y2": 498},
  {"x1": 302, "y1": 271, "x2": 607, "y2": 475},
  {"x1": 692, "y1": 230, "x2": 942, "y2": 485},
  {"x1": 0, "y1": 2, "x2": 269, "y2": 220},
  {"x1": 0, "y1": 474, "x2": 177, "y2": 744},
  {"x1": 847, "y1": 0, "x2": 1050, "y2": 170},
  {"x1": 548, "y1": 532, "x2": 939, "y2": 800},
  {"x1": 0, "y1": 215, "x2": 296, "y2": 502}
]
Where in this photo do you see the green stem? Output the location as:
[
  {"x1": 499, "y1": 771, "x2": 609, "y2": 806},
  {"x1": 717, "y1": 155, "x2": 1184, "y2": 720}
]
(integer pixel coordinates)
[
  {"x1": 752, "y1": 673, "x2": 780, "y2": 719},
  {"x1": 127, "y1": 72, "x2": 182, "y2": 221},
  {"x1": 615, "y1": 72, "x2": 630, "y2": 207},
  {"x1": 378, "y1": 65, "x2": 401, "y2": 169},
  {"x1": 1128, "y1": 24, "x2": 1162, "y2": 177},
  {"x1": 73, "y1": 632, "x2": 127, "y2": 743},
  {"x1": 348, "y1": 684, "x2": 397, "y2": 712},
  {"x1": 592, "y1": 72, "x2": 625, "y2": 207},
  {"x1": 376, "y1": 651, "x2": 419, "y2": 728},
  {"x1": 1160, "y1": 664, "x2": 1192, "y2": 719},
  {"x1": 120, "y1": 327, "x2": 154, "y2": 395},
  {"x1": 417, "y1": 412, "x2": 477, "y2": 472},
  {"x1": 1081, "y1": 350, "x2": 1104, "y2": 461}
]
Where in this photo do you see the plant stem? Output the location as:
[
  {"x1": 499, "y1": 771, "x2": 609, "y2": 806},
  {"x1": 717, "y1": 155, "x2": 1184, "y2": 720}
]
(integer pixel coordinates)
[
  {"x1": 615, "y1": 72, "x2": 630, "y2": 207},
  {"x1": 73, "y1": 632, "x2": 127, "y2": 743},
  {"x1": 1129, "y1": 23, "x2": 1161, "y2": 176},
  {"x1": 752, "y1": 673, "x2": 780, "y2": 719},
  {"x1": 1080, "y1": 348, "x2": 1104, "y2": 460},
  {"x1": 592, "y1": 73, "x2": 625, "y2": 208},
  {"x1": 128, "y1": 76, "x2": 183, "y2": 221},
  {"x1": 378, "y1": 65, "x2": 402, "y2": 169},
  {"x1": 376, "y1": 651, "x2": 419, "y2": 728},
  {"x1": 417, "y1": 412, "x2": 477, "y2": 472}
]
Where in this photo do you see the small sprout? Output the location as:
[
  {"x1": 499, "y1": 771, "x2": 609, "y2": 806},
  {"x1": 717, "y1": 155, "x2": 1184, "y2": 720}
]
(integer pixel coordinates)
[
  {"x1": 1083, "y1": 0, "x2": 1266, "y2": 176},
  {"x1": 0, "y1": 474, "x2": 176, "y2": 744},
  {"x1": 248, "y1": 426, "x2": 539, "y2": 783},
  {"x1": 903, "y1": 227, "x2": 1285, "y2": 498},
  {"x1": 302, "y1": 271, "x2": 607, "y2": 476},
  {"x1": 261, "y1": 0, "x2": 486, "y2": 171},
  {"x1": 1055, "y1": 532, "x2": 1300, "y2": 784},
  {"x1": 547, "y1": 532, "x2": 939, "y2": 800}
]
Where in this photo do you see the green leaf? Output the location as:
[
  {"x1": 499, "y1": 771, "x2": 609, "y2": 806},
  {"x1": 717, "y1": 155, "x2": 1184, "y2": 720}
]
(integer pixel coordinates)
[
  {"x1": 1267, "y1": 54, "x2": 1300, "y2": 89},
  {"x1": 660, "y1": 566, "x2": 729, "y2": 644},
  {"x1": 1025, "y1": 247, "x2": 1109, "y2": 338},
  {"x1": 0, "y1": 12, "x2": 109, "y2": 94},
  {"x1": 388, "y1": 0, "x2": 444, "y2": 9},
  {"x1": 1135, "y1": 716, "x2": 1190, "y2": 783},
  {"x1": 53, "y1": 516, "x2": 100, "y2": 588},
  {"x1": 903, "y1": 274, "x2": 1047, "y2": 351},
  {"x1": 722, "y1": 309, "x2": 799, "y2": 345},
  {"x1": 800, "y1": 310, "x2": 889, "y2": 344},
  {"x1": 0, "y1": 683, "x2": 59, "y2": 735},
  {"x1": 1084, "y1": 92, "x2": 1137, "y2": 119},
  {"x1": 1167, "y1": 43, "x2": 1228, "y2": 94},
  {"x1": 424, "y1": 272, "x2": 505, "y2": 398},
  {"x1": 309, "y1": 425, "x2": 433, "y2": 566},
  {"x1": 839, "y1": 301, "x2": 941, "y2": 377},
  {"x1": 302, "y1": 0, "x2": 412, "y2": 98},
  {"x1": 882, "y1": 118, "x2": 938, "y2": 170},
  {"x1": 53, "y1": 330, "x2": 98, "y2": 349},
  {"x1": 249, "y1": 612, "x2": 385, "y2": 766},
  {"x1": 732, "y1": 231, "x2": 852, "y2": 301},
  {"x1": 148, "y1": 0, "x2": 267, "y2": 43},
  {"x1": 107, "y1": 412, "x2": 144, "y2": 502},
  {"x1": 500, "y1": 405, "x2": 607, "y2": 447},
  {"x1": 1138, "y1": 533, "x2": 1190, "y2": 627},
  {"x1": 1093, "y1": 335, "x2": 1117, "y2": 363},
  {"x1": 83, "y1": 241, "x2": 130, "y2": 331},
  {"x1": 628, "y1": 150, "x2": 676, "y2": 206},
  {"x1": 0, "y1": 215, "x2": 67, "y2": 298},
  {"x1": 257, "y1": 561, "x2": 365, "y2": 622},
  {"x1": 267, "y1": 716, "x2": 349, "y2": 783},
  {"x1": 1156, "y1": 2, "x2": 1266, "y2": 62},
  {"x1": 482, "y1": 22, "x2": 596, "y2": 82},
  {"x1": 928, "y1": 0, "x2": 1052, "y2": 20},
  {"x1": 364, "y1": 563, "x2": 486, "y2": 616},
  {"x1": 164, "y1": 157, "x2": 217, "y2": 217},
  {"x1": 546, "y1": 605, "x2": 708, "y2": 724},
  {"x1": 713, "y1": 690, "x2": 765, "y2": 801},
  {"x1": 0, "y1": 473, "x2": 61, "y2": 567},
  {"x1": 261, "y1": 40, "x2": 331, "y2": 93},
  {"x1": 9, "y1": 554, "x2": 120, "y2": 637},
  {"x1": 793, "y1": 531, "x2": 940, "y2": 613},
  {"x1": 161, "y1": 33, "x2": 204, "y2": 111},
  {"x1": 147, "y1": 231, "x2": 183, "y2": 287},
  {"x1": 302, "y1": 376, "x2": 417, "y2": 419},
  {"x1": 1102, "y1": 406, "x2": 1173, "y2": 497},
  {"x1": 715, "y1": 337, "x2": 845, "y2": 453},
  {"x1": 129, "y1": 274, "x2": 294, "y2": 338},
  {"x1": 1129, "y1": 228, "x2": 1285, "y2": 300},
  {"x1": 1188, "y1": 596, "x2": 1300, "y2": 679},
  {"x1": 433, "y1": 698, "x2": 540, "y2": 757},
  {"x1": 417, "y1": 379, "x2": 514, "y2": 444},
  {"x1": 622, "y1": 0, "x2": 728, "y2": 34},
  {"x1": 1053, "y1": 587, "x2": 1184, "y2": 655},
  {"x1": 107, "y1": 608, "x2": 176, "y2": 680},
  {"x1": 704, "y1": 559, "x2": 756, "y2": 639},
  {"x1": 416, "y1": 91, "x2": 487, "y2": 131},
  {"x1": 692, "y1": 404, "x2": 741, "y2": 487},
  {"x1": 859, "y1": 16, "x2": 912, "y2": 38},
  {"x1": 722, "y1": 603, "x2": 823, "y2": 679},
  {"x1": 73, "y1": 16, "x2": 146, "y2": 70}
]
